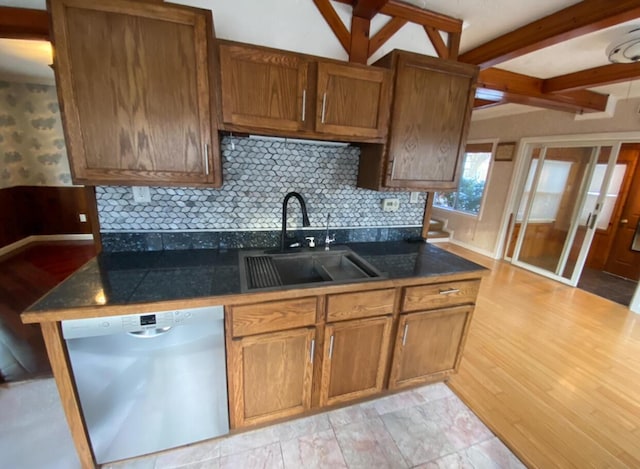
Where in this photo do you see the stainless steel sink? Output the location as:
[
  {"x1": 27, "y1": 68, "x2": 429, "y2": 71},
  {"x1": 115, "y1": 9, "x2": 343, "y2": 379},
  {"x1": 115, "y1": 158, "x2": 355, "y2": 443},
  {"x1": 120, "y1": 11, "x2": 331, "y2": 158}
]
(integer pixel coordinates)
[{"x1": 239, "y1": 247, "x2": 383, "y2": 291}]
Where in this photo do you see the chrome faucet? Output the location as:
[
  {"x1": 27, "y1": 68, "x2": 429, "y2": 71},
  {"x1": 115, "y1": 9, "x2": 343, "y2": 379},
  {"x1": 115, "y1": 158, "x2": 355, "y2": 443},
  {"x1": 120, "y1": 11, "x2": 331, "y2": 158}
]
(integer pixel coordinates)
[
  {"x1": 324, "y1": 213, "x2": 335, "y2": 250},
  {"x1": 281, "y1": 192, "x2": 311, "y2": 251}
]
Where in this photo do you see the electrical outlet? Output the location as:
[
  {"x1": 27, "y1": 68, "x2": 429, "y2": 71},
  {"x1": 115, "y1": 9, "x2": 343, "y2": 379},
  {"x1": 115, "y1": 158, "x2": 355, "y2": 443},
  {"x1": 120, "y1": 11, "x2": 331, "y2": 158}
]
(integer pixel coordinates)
[
  {"x1": 132, "y1": 186, "x2": 151, "y2": 204},
  {"x1": 410, "y1": 192, "x2": 420, "y2": 203},
  {"x1": 78, "y1": 213, "x2": 87, "y2": 223},
  {"x1": 381, "y1": 198, "x2": 400, "y2": 212}
]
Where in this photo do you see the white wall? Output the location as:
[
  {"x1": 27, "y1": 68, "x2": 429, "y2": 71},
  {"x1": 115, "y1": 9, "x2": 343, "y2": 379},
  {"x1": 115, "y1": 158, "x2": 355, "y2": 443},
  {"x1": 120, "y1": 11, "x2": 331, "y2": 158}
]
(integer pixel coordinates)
[
  {"x1": 170, "y1": 0, "x2": 438, "y2": 63},
  {"x1": 434, "y1": 96, "x2": 640, "y2": 257}
]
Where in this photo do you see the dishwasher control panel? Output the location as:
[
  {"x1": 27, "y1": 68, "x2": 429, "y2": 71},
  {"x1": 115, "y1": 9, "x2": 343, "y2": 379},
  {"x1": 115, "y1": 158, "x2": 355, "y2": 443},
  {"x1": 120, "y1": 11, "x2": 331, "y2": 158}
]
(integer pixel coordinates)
[{"x1": 61, "y1": 305, "x2": 224, "y2": 339}]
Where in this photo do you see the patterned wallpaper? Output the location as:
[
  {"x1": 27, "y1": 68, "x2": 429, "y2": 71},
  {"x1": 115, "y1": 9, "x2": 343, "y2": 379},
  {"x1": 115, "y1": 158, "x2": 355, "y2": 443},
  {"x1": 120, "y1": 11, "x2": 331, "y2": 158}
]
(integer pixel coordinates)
[
  {"x1": 97, "y1": 136, "x2": 427, "y2": 231},
  {"x1": 0, "y1": 80, "x2": 72, "y2": 188}
]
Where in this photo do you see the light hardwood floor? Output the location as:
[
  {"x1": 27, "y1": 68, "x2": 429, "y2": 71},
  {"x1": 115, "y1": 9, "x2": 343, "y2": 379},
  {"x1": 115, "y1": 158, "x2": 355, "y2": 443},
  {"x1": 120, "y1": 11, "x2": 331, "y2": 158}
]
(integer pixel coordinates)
[{"x1": 440, "y1": 243, "x2": 640, "y2": 469}]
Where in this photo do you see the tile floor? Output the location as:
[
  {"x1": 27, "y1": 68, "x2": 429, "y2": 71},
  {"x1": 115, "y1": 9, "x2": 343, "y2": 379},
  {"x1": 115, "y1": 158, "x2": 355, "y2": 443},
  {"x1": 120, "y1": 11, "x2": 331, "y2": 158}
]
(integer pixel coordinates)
[
  {"x1": 106, "y1": 383, "x2": 525, "y2": 469},
  {"x1": 1, "y1": 377, "x2": 525, "y2": 469}
]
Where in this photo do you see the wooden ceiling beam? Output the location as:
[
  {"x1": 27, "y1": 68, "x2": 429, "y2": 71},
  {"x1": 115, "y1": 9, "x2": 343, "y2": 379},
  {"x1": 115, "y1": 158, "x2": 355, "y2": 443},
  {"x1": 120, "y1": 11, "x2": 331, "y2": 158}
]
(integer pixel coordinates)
[
  {"x1": 333, "y1": 0, "x2": 462, "y2": 32},
  {"x1": 448, "y1": 31, "x2": 461, "y2": 60},
  {"x1": 543, "y1": 62, "x2": 640, "y2": 93},
  {"x1": 474, "y1": 98, "x2": 507, "y2": 110},
  {"x1": 0, "y1": 6, "x2": 49, "y2": 41},
  {"x1": 478, "y1": 68, "x2": 609, "y2": 113},
  {"x1": 352, "y1": 0, "x2": 389, "y2": 19},
  {"x1": 313, "y1": 0, "x2": 350, "y2": 53},
  {"x1": 460, "y1": 0, "x2": 640, "y2": 69},
  {"x1": 369, "y1": 17, "x2": 406, "y2": 56},
  {"x1": 349, "y1": 16, "x2": 371, "y2": 64},
  {"x1": 380, "y1": 0, "x2": 462, "y2": 33},
  {"x1": 424, "y1": 26, "x2": 448, "y2": 59}
]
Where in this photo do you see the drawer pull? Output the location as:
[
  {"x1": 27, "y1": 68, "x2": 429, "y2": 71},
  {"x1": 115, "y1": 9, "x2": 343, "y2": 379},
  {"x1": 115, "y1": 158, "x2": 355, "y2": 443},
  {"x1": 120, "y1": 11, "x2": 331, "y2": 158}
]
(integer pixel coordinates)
[
  {"x1": 439, "y1": 288, "x2": 460, "y2": 295},
  {"x1": 328, "y1": 334, "x2": 334, "y2": 359},
  {"x1": 321, "y1": 92, "x2": 327, "y2": 123},
  {"x1": 203, "y1": 143, "x2": 210, "y2": 175},
  {"x1": 401, "y1": 324, "x2": 408, "y2": 346},
  {"x1": 302, "y1": 89, "x2": 307, "y2": 122},
  {"x1": 309, "y1": 338, "x2": 315, "y2": 364}
]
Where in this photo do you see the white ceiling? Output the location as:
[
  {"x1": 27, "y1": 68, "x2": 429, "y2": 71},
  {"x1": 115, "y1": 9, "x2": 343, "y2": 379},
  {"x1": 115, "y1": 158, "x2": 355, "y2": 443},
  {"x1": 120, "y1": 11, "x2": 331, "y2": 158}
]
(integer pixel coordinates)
[{"x1": 1, "y1": 0, "x2": 639, "y2": 119}]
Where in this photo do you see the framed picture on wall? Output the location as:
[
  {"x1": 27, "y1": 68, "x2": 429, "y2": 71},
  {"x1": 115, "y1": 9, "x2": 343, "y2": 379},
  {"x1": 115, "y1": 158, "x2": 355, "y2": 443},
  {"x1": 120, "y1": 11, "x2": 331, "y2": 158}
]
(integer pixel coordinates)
[{"x1": 495, "y1": 142, "x2": 516, "y2": 162}]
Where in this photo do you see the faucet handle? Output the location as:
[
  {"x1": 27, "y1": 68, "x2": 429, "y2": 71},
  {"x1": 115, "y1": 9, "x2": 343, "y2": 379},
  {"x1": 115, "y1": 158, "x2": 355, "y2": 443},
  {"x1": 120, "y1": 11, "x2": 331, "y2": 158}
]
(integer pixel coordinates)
[{"x1": 324, "y1": 233, "x2": 336, "y2": 250}]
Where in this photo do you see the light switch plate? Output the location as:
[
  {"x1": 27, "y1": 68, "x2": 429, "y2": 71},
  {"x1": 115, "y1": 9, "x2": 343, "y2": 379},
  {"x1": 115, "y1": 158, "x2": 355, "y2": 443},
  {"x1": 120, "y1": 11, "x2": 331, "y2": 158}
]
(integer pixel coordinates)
[
  {"x1": 132, "y1": 186, "x2": 151, "y2": 204},
  {"x1": 78, "y1": 213, "x2": 87, "y2": 223},
  {"x1": 410, "y1": 192, "x2": 420, "y2": 203}
]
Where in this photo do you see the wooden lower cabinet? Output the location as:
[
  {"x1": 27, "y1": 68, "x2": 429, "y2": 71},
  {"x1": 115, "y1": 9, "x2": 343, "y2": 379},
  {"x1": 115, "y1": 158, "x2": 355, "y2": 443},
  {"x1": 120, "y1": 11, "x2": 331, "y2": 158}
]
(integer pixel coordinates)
[
  {"x1": 228, "y1": 327, "x2": 315, "y2": 428},
  {"x1": 227, "y1": 277, "x2": 480, "y2": 429},
  {"x1": 389, "y1": 306, "x2": 473, "y2": 389},
  {"x1": 320, "y1": 316, "x2": 393, "y2": 406}
]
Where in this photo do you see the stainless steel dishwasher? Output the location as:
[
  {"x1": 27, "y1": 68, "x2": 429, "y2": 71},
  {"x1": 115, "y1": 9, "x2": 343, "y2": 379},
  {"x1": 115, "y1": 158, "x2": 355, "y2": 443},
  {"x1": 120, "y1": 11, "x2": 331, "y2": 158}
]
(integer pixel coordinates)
[{"x1": 61, "y1": 305, "x2": 229, "y2": 464}]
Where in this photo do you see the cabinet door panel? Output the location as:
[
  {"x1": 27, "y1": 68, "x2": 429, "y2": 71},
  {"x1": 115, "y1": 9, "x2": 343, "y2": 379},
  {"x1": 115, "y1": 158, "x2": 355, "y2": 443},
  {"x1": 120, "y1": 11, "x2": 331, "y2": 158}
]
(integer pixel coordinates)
[
  {"x1": 229, "y1": 328, "x2": 315, "y2": 428},
  {"x1": 316, "y1": 62, "x2": 391, "y2": 138},
  {"x1": 320, "y1": 316, "x2": 392, "y2": 406},
  {"x1": 385, "y1": 55, "x2": 476, "y2": 190},
  {"x1": 220, "y1": 44, "x2": 308, "y2": 131},
  {"x1": 51, "y1": 0, "x2": 218, "y2": 185},
  {"x1": 389, "y1": 306, "x2": 472, "y2": 389}
]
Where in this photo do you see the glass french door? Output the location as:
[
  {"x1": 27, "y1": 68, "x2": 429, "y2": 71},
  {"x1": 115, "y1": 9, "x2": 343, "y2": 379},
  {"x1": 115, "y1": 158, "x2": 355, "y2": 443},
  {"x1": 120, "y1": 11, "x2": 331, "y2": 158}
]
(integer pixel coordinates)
[{"x1": 508, "y1": 142, "x2": 620, "y2": 286}]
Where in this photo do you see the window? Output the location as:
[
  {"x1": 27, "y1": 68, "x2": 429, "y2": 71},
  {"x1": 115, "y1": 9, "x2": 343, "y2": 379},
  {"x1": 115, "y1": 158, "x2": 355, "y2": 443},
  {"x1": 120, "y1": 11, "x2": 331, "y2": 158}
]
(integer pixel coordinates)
[{"x1": 435, "y1": 143, "x2": 493, "y2": 216}]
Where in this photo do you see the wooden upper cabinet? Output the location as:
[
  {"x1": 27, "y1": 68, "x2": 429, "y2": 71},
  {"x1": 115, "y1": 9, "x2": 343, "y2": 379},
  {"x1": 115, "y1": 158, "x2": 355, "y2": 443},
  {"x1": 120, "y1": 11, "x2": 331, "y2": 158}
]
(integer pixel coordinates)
[
  {"x1": 228, "y1": 327, "x2": 315, "y2": 428},
  {"x1": 315, "y1": 62, "x2": 391, "y2": 139},
  {"x1": 389, "y1": 306, "x2": 472, "y2": 389},
  {"x1": 49, "y1": 0, "x2": 221, "y2": 187},
  {"x1": 219, "y1": 43, "x2": 309, "y2": 132},
  {"x1": 218, "y1": 42, "x2": 391, "y2": 143},
  {"x1": 320, "y1": 316, "x2": 392, "y2": 406},
  {"x1": 358, "y1": 51, "x2": 478, "y2": 191}
]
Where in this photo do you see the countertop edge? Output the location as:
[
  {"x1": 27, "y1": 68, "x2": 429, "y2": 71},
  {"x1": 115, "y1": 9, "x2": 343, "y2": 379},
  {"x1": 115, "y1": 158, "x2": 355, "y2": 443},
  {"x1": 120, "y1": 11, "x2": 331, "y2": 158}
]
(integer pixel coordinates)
[{"x1": 21, "y1": 268, "x2": 488, "y2": 324}]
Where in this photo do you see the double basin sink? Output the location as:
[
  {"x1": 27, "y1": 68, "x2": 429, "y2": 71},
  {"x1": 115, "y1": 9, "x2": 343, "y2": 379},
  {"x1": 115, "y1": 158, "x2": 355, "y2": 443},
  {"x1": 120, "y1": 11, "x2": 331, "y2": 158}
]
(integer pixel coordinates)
[{"x1": 239, "y1": 247, "x2": 384, "y2": 291}]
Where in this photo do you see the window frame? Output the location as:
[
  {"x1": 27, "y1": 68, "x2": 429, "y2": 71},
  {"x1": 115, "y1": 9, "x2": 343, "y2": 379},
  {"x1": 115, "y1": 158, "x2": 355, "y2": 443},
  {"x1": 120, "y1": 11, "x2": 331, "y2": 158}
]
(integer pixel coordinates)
[{"x1": 434, "y1": 140, "x2": 498, "y2": 219}]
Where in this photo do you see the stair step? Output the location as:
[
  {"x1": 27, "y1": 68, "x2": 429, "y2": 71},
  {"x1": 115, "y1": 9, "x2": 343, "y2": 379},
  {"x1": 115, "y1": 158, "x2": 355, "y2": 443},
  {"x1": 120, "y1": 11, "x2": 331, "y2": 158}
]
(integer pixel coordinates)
[
  {"x1": 427, "y1": 230, "x2": 450, "y2": 240},
  {"x1": 429, "y1": 219, "x2": 444, "y2": 231}
]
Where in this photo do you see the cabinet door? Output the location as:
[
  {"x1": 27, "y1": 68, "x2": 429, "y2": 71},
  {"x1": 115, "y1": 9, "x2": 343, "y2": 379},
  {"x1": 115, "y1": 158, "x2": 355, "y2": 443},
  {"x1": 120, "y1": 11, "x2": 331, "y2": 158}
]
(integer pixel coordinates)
[
  {"x1": 315, "y1": 62, "x2": 391, "y2": 139},
  {"x1": 385, "y1": 54, "x2": 477, "y2": 190},
  {"x1": 228, "y1": 328, "x2": 315, "y2": 428},
  {"x1": 320, "y1": 316, "x2": 392, "y2": 406},
  {"x1": 389, "y1": 306, "x2": 472, "y2": 389},
  {"x1": 50, "y1": 0, "x2": 220, "y2": 186},
  {"x1": 220, "y1": 43, "x2": 309, "y2": 132}
]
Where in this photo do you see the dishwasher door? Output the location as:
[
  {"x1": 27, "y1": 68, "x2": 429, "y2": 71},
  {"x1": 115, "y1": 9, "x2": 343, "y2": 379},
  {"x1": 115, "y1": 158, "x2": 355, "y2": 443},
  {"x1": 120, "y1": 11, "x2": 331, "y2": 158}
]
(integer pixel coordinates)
[{"x1": 64, "y1": 312, "x2": 228, "y2": 464}]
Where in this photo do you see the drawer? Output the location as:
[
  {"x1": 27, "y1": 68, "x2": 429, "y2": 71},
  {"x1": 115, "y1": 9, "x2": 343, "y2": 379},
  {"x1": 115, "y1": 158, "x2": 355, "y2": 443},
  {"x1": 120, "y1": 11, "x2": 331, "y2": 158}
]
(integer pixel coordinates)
[
  {"x1": 402, "y1": 280, "x2": 480, "y2": 312},
  {"x1": 326, "y1": 288, "x2": 395, "y2": 322},
  {"x1": 231, "y1": 297, "x2": 317, "y2": 337}
]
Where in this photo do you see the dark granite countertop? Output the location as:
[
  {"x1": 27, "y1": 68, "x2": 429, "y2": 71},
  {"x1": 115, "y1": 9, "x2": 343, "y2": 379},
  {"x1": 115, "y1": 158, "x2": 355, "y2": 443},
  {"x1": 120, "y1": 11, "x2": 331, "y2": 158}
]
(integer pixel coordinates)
[{"x1": 27, "y1": 242, "x2": 487, "y2": 314}]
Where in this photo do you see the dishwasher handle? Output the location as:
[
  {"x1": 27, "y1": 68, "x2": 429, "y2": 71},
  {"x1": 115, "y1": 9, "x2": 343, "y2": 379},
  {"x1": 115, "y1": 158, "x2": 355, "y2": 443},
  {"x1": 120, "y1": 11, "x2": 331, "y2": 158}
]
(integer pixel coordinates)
[{"x1": 128, "y1": 327, "x2": 173, "y2": 338}]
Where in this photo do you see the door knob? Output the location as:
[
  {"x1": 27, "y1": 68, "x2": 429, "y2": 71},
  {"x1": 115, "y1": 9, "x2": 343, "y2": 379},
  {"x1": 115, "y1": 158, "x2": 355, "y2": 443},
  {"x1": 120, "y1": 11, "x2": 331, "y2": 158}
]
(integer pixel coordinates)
[{"x1": 621, "y1": 219, "x2": 629, "y2": 224}]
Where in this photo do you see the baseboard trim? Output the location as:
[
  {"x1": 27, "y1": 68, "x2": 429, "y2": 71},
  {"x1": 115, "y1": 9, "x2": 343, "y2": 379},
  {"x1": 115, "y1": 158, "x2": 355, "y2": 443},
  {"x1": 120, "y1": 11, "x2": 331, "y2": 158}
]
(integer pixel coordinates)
[
  {"x1": 426, "y1": 236, "x2": 450, "y2": 243},
  {"x1": 448, "y1": 237, "x2": 498, "y2": 259},
  {"x1": 0, "y1": 234, "x2": 94, "y2": 258}
]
